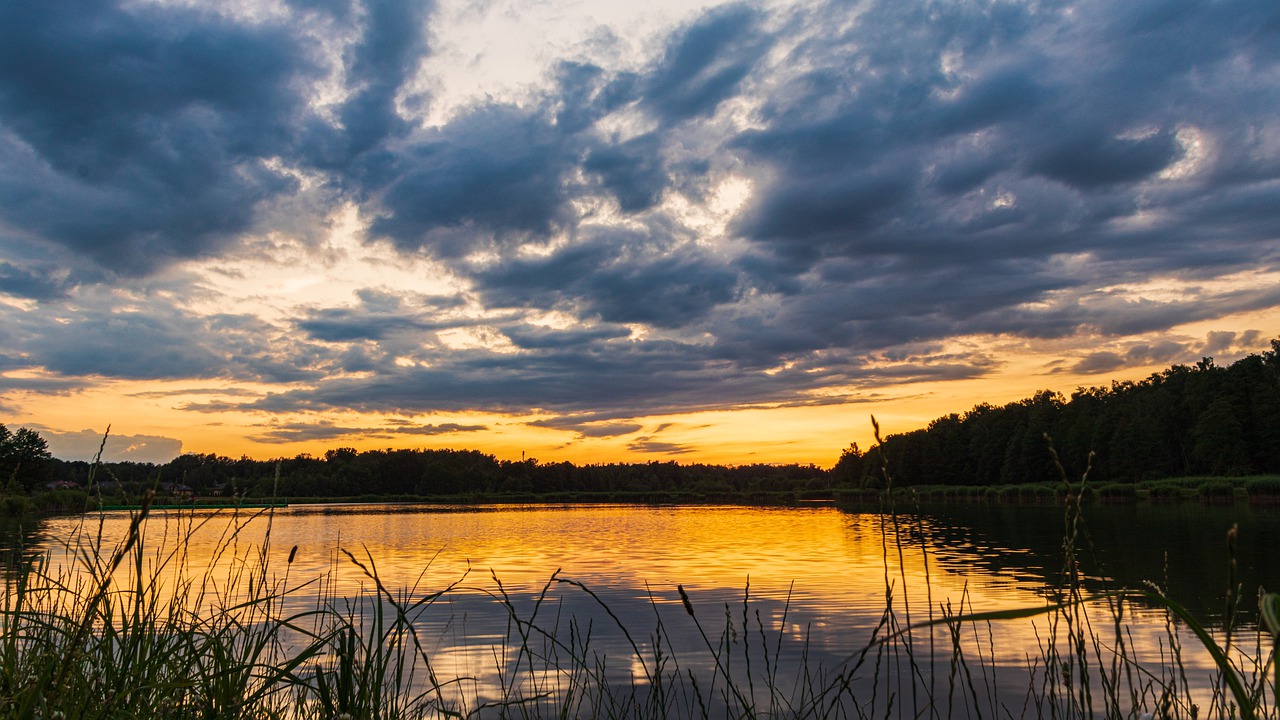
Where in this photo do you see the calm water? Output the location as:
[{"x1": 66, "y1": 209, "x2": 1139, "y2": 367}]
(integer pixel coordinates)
[{"x1": 10, "y1": 501, "x2": 1280, "y2": 715}]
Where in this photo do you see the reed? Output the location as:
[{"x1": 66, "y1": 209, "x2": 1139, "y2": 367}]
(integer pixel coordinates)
[{"x1": 1, "y1": 436, "x2": 1276, "y2": 719}]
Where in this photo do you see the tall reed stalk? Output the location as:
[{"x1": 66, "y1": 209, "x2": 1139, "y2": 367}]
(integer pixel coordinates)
[{"x1": 1, "y1": 427, "x2": 1276, "y2": 719}]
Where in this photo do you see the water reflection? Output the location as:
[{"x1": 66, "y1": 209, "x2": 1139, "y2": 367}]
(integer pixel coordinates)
[
  {"x1": 0, "y1": 513, "x2": 48, "y2": 578},
  {"x1": 889, "y1": 502, "x2": 1280, "y2": 623},
  {"x1": 13, "y1": 502, "x2": 1274, "y2": 717}
]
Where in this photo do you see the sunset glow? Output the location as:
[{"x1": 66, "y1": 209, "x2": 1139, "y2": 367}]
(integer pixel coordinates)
[{"x1": 1, "y1": 0, "x2": 1278, "y2": 465}]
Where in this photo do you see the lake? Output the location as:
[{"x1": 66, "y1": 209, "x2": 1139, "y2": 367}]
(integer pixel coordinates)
[{"x1": 9, "y1": 500, "x2": 1280, "y2": 717}]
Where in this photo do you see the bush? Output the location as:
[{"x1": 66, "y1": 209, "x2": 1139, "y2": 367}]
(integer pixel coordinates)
[
  {"x1": 996, "y1": 485, "x2": 1022, "y2": 502},
  {"x1": 1197, "y1": 480, "x2": 1236, "y2": 504},
  {"x1": 31, "y1": 489, "x2": 94, "y2": 513},
  {"x1": 1, "y1": 494, "x2": 32, "y2": 516},
  {"x1": 1096, "y1": 483, "x2": 1137, "y2": 502},
  {"x1": 833, "y1": 487, "x2": 880, "y2": 503},
  {"x1": 1018, "y1": 484, "x2": 1056, "y2": 503},
  {"x1": 1246, "y1": 476, "x2": 1280, "y2": 503},
  {"x1": 1145, "y1": 482, "x2": 1187, "y2": 503}
]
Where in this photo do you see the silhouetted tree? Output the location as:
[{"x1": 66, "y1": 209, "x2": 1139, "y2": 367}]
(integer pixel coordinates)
[
  {"x1": 832, "y1": 443, "x2": 865, "y2": 486},
  {"x1": 0, "y1": 424, "x2": 53, "y2": 492}
]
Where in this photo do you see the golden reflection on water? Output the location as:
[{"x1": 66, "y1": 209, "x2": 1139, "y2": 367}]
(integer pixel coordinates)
[
  {"x1": 25, "y1": 503, "x2": 1245, "y2": 712},
  {"x1": 34, "y1": 504, "x2": 1057, "y2": 608}
]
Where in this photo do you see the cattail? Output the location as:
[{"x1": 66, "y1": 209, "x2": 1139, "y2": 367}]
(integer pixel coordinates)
[
  {"x1": 678, "y1": 584, "x2": 694, "y2": 617},
  {"x1": 287, "y1": 545, "x2": 298, "y2": 564}
]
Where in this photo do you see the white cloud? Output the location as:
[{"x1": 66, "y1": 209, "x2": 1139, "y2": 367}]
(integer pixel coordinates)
[{"x1": 39, "y1": 427, "x2": 184, "y2": 463}]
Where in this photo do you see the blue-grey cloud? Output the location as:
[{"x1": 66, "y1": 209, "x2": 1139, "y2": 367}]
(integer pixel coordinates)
[
  {"x1": 366, "y1": 105, "x2": 577, "y2": 253},
  {"x1": 3, "y1": 0, "x2": 1280, "y2": 430},
  {"x1": 528, "y1": 417, "x2": 643, "y2": 438},
  {"x1": 583, "y1": 133, "x2": 668, "y2": 212},
  {"x1": 626, "y1": 437, "x2": 696, "y2": 455},
  {"x1": 335, "y1": 0, "x2": 431, "y2": 160},
  {"x1": 474, "y1": 226, "x2": 740, "y2": 328},
  {"x1": 296, "y1": 289, "x2": 468, "y2": 342},
  {"x1": 1029, "y1": 128, "x2": 1180, "y2": 189},
  {"x1": 0, "y1": 0, "x2": 320, "y2": 275},
  {"x1": 731, "y1": 0, "x2": 1280, "y2": 282},
  {"x1": 1069, "y1": 337, "x2": 1197, "y2": 375},
  {"x1": 640, "y1": 4, "x2": 766, "y2": 124},
  {"x1": 502, "y1": 325, "x2": 631, "y2": 351},
  {"x1": 218, "y1": 338, "x2": 997, "y2": 422},
  {"x1": 0, "y1": 375, "x2": 85, "y2": 394},
  {"x1": 250, "y1": 420, "x2": 486, "y2": 444},
  {"x1": 6, "y1": 292, "x2": 336, "y2": 383},
  {"x1": 1070, "y1": 351, "x2": 1128, "y2": 375},
  {"x1": 0, "y1": 261, "x2": 72, "y2": 300}
]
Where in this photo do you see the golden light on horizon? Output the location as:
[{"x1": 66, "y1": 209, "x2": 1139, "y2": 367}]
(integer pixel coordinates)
[{"x1": 5, "y1": 307, "x2": 1276, "y2": 466}]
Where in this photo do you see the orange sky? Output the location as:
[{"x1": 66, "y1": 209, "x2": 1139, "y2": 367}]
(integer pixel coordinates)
[
  {"x1": 2, "y1": 0, "x2": 1279, "y2": 466},
  {"x1": 12, "y1": 309, "x2": 1276, "y2": 466}
]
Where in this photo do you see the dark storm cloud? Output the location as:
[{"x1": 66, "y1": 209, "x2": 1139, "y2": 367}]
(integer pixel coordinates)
[
  {"x1": 296, "y1": 289, "x2": 468, "y2": 342},
  {"x1": 0, "y1": 0, "x2": 319, "y2": 274},
  {"x1": 433, "y1": 5, "x2": 771, "y2": 225},
  {"x1": 704, "y1": 258, "x2": 1072, "y2": 365},
  {"x1": 366, "y1": 105, "x2": 576, "y2": 252},
  {"x1": 474, "y1": 227, "x2": 740, "y2": 328},
  {"x1": 215, "y1": 337, "x2": 997, "y2": 425},
  {"x1": 24, "y1": 312, "x2": 229, "y2": 380},
  {"x1": 733, "y1": 0, "x2": 1280, "y2": 269},
  {"x1": 552, "y1": 61, "x2": 627, "y2": 133},
  {"x1": 0, "y1": 262, "x2": 71, "y2": 300},
  {"x1": 4, "y1": 0, "x2": 1280, "y2": 425},
  {"x1": 334, "y1": 0, "x2": 430, "y2": 159},
  {"x1": 1028, "y1": 129, "x2": 1181, "y2": 189},
  {"x1": 640, "y1": 4, "x2": 767, "y2": 124},
  {"x1": 715, "y1": 0, "x2": 1280, "y2": 363},
  {"x1": 7, "y1": 295, "x2": 336, "y2": 383},
  {"x1": 583, "y1": 133, "x2": 668, "y2": 212}
]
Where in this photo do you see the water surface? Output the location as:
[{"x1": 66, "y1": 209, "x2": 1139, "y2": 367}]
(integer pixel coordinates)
[{"x1": 16, "y1": 501, "x2": 1279, "y2": 716}]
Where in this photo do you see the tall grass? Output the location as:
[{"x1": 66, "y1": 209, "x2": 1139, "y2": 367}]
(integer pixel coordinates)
[{"x1": 1, "y1": 437, "x2": 1277, "y2": 719}]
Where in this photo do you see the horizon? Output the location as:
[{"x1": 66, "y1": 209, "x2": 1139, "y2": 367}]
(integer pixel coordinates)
[
  {"x1": 2, "y1": 0, "x2": 1279, "y2": 466},
  {"x1": 32, "y1": 342, "x2": 1274, "y2": 467}
]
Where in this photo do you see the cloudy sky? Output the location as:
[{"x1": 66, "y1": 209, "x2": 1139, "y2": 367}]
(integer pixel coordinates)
[{"x1": 1, "y1": 0, "x2": 1278, "y2": 465}]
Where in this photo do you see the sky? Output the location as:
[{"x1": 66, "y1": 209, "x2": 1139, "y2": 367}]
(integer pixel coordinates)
[{"x1": 1, "y1": 0, "x2": 1278, "y2": 466}]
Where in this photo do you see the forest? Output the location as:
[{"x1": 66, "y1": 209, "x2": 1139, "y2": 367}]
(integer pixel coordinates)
[
  {"x1": 3, "y1": 338, "x2": 1279, "y2": 503},
  {"x1": 832, "y1": 338, "x2": 1280, "y2": 487}
]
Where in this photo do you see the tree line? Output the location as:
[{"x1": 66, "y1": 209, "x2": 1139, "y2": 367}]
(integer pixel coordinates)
[
  {"x1": 833, "y1": 339, "x2": 1280, "y2": 487},
  {"x1": 41, "y1": 448, "x2": 831, "y2": 500},
  {"x1": 5, "y1": 338, "x2": 1279, "y2": 501}
]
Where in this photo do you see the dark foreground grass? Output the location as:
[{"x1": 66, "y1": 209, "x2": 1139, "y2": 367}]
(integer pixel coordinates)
[{"x1": 2, "y1": 442, "x2": 1278, "y2": 719}]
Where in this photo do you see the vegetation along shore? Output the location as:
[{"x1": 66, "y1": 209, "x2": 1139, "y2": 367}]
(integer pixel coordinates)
[
  {"x1": 2, "y1": 425, "x2": 1279, "y2": 718},
  {"x1": 3, "y1": 340, "x2": 1279, "y2": 512},
  {"x1": 0, "y1": 342, "x2": 1277, "y2": 717}
]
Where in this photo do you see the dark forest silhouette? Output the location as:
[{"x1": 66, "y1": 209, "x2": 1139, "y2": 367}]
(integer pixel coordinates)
[{"x1": 833, "y1": 338, "x2": 1280, "y2": 488}]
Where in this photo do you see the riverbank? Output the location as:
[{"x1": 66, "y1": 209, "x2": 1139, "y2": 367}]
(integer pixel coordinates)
[
  {"x1": 4, "y1": 482, "x2": 1277, "y2": 719},
  {"x1": 5, "y1": 472, "x2": 1280, "y2": 519},
  {"x1": 834, "y1": 473, "x2": 1280, "y2": 505}
]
